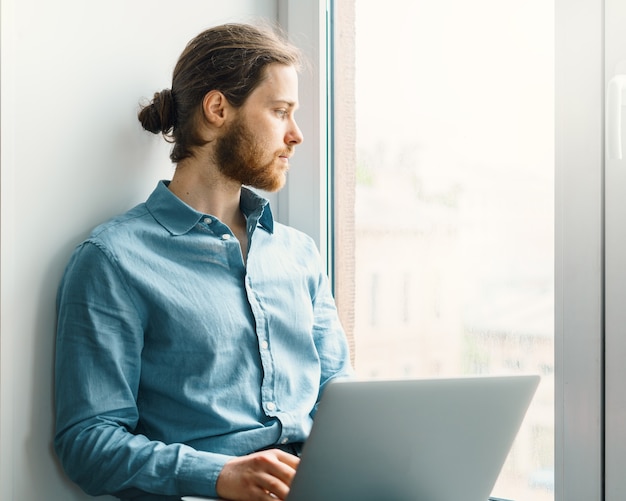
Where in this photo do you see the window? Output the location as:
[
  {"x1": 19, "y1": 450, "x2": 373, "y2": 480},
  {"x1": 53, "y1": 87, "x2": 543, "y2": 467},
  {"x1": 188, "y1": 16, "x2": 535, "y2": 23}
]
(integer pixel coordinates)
[
  {"x1": 333, "y1": 1, "x2": 555, "y2": 499},
  {"x1": 280, "y1": 1, "x2": 616, "y2": 498}
]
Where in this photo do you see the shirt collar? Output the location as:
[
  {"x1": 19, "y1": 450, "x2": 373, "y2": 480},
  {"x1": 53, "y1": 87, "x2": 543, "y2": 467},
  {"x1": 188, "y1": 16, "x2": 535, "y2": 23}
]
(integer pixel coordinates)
[
  {"x1": 146, "y1": 180, "x2": 274, "y2": 236},
  {"x1": 240, "y1": 186, "x2": 274, "y2": 234}
]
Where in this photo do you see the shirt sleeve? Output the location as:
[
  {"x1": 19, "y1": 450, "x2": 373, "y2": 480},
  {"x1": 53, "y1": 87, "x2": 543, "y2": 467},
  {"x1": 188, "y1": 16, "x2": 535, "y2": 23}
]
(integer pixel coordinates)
[
  {"x1": 308, "y1": 244, "x2": 355, "y2": 411},
  {"x1": 54, "y1": 240, "x2": 230, "y2": 498}
]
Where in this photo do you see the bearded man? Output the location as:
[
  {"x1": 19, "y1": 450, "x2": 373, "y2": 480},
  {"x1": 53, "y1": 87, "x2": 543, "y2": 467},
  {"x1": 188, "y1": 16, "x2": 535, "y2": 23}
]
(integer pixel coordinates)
[{"x1": 54, "y1": 23, "x2": 353, "y2": 501}]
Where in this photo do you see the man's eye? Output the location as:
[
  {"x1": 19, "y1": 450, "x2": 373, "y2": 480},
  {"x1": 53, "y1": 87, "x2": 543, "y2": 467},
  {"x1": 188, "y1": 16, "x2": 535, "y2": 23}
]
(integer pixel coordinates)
[{"x1": 275, "y1": 109, "x2": 287, "y2": 118}]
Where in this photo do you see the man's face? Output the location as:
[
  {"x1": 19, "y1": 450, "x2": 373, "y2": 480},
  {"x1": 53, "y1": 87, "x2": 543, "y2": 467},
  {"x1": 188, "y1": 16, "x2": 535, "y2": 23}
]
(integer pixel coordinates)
[{"x1": 214, "y1": 64, "x2": 304, "y2": 192}]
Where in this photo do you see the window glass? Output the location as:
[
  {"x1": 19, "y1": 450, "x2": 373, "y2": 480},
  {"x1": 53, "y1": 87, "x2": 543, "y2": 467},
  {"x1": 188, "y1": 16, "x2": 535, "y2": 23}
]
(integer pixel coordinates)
[{"x1": 346, "y1": 1, "x2": 555, "y2": 498}]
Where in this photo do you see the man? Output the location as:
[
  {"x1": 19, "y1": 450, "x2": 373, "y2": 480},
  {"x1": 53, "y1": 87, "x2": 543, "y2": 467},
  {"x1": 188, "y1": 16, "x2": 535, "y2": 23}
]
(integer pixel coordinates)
[{"x1": 54, "y1": 23, "x2": 353, "y2": 501}]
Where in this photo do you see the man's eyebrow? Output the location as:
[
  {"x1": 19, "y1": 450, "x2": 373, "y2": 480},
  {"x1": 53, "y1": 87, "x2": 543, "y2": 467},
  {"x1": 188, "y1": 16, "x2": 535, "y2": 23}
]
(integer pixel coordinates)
[{"x1": 269, "y1": 99, "x2": 299, "y2": 108}]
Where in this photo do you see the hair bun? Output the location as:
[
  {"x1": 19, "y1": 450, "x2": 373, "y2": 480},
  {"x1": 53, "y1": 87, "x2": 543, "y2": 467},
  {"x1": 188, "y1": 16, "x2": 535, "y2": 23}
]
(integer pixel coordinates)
[{"x1": 138, "y1": 89, "x2": 176, "y2": 134}]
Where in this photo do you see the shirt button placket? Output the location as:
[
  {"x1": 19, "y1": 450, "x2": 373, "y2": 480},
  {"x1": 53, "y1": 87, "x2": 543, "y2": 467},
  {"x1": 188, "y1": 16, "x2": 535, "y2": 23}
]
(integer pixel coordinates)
[{"x1": 246, "y1": 275, "x2": 275, "y2": 415}]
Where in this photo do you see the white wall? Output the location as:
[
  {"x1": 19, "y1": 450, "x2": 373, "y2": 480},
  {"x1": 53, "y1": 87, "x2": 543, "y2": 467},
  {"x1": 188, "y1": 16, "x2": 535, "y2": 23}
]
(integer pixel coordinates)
[{"x1": 0, "y1": 1, "x2": 278, "y2": 499}]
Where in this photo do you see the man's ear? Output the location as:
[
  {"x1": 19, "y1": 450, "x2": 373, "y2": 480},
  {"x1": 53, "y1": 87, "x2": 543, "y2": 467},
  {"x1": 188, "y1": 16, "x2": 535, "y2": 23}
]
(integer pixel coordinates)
[{"x1": 202, "y1": 90, "x2": 230, "y2": 127}]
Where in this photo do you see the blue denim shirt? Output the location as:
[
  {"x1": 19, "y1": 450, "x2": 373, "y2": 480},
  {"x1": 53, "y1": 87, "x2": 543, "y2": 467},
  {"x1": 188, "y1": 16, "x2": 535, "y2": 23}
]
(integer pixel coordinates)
[{"x1": 54, "y1": 181, "x2": 353, "y2": 499}]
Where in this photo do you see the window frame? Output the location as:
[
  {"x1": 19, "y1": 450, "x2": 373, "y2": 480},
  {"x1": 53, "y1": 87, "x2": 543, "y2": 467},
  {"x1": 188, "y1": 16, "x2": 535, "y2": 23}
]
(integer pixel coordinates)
[
  {"x1": 276, "y1": 0, "x2": 332, "y2": 271},
  {"x1": 603, "y1": 0, "x2": 626, "y2": 498},
  {"x1": 555, "y1": 0, "x2": 604, "y2": 499}
]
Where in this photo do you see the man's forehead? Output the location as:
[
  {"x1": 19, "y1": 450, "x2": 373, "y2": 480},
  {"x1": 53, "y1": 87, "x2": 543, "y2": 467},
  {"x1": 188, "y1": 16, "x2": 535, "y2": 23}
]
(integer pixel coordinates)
[{"x1": 253, "y1": 65, "x2": 300, "y2": 105}]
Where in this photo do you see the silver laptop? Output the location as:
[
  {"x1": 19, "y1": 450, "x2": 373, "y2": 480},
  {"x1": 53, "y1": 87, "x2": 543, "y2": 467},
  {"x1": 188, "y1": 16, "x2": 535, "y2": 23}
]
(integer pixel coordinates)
[{"x1": 184, "y1": 374, "x2": 540, "y2": 501}]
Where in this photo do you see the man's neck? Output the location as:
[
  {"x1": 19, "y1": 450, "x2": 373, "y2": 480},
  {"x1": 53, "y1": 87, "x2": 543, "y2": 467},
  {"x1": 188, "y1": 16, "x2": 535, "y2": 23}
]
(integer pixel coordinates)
[{"x1": 168, "y1": 159, "x2": 244, "y2": 232}]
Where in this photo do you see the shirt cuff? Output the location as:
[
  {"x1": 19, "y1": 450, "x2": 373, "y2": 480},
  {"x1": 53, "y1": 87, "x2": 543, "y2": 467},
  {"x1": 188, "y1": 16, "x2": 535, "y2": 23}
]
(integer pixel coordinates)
[{"x1": 177, "y1": 450, "x2": 233, "y2": 497}]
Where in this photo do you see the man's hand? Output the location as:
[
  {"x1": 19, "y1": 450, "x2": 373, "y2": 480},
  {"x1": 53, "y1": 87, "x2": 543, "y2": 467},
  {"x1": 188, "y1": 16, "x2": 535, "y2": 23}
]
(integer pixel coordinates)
[{"x1": 216, "y1": 449, "x2": 300, "y2": 501}]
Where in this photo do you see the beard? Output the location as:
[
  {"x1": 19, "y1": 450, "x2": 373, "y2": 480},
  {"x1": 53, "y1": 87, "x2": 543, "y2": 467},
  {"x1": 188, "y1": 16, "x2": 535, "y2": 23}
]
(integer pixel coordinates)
[{"x1": 213, "y1": 115, "x2": 291, "y2": 192}]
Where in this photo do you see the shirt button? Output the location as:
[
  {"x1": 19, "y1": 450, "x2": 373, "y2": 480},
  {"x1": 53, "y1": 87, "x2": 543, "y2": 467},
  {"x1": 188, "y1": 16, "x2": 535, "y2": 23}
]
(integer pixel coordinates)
[
  {"x1": 221, "y1": 234, "x2": 231, "y2": 240},
  {"x1": 204, "y1": 217, "x2": 212, "y2": 224},
  {"x1": 267, "y1": 402, "x2": 276, "y2": 411},
  {"x1": 260, "y1": 341, "x2": 269, "y2": 350},
  {"x1": 281, "y1": 437, "x2": 289, "y2": 444}
]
